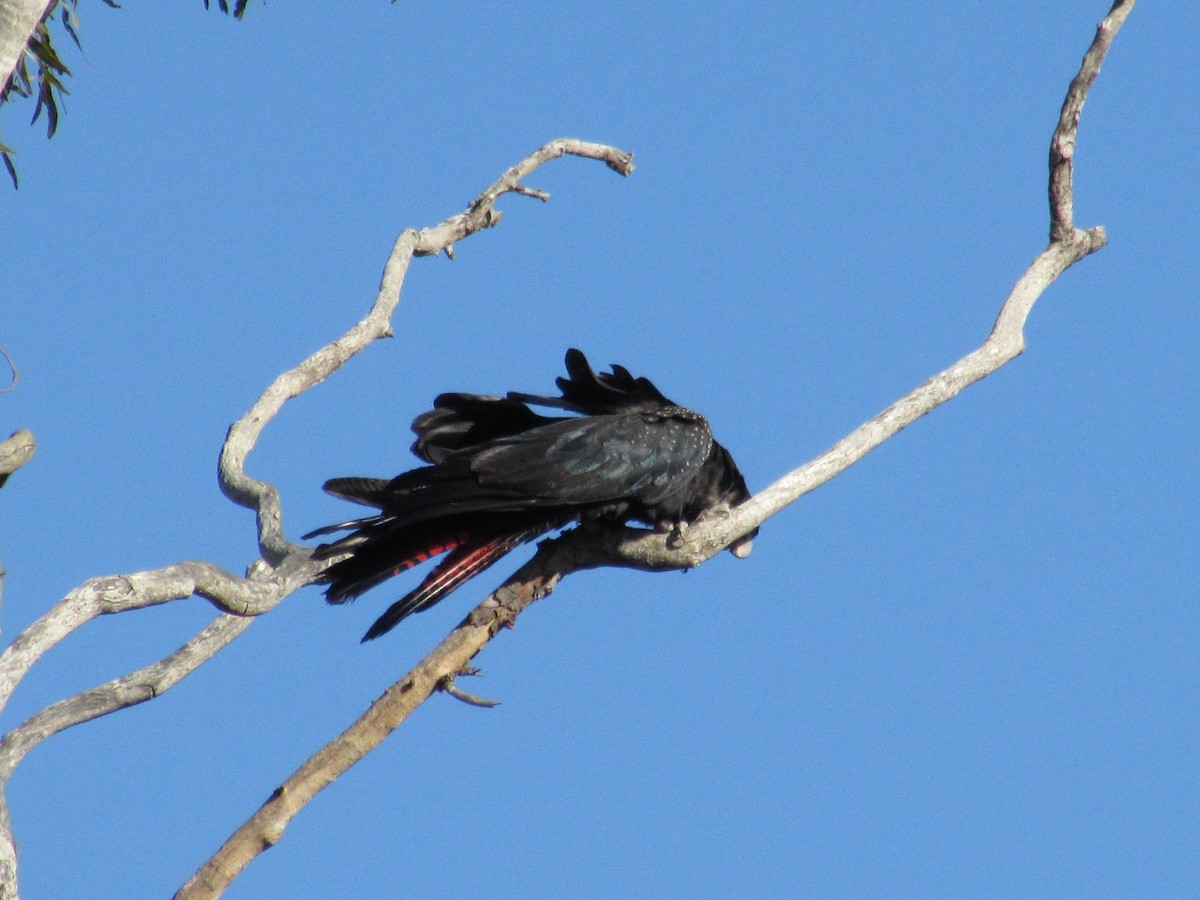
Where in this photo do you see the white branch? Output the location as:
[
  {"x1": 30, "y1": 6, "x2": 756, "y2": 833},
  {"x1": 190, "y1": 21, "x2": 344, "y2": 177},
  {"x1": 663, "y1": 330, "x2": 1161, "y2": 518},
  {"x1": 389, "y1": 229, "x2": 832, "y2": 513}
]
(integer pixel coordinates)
[
  {"x1": 0, "y1": 138, "x2": 634, "y2": 900},
  {"x1": 175, "y1": 5, "x2": 1135, "y2": 895}
]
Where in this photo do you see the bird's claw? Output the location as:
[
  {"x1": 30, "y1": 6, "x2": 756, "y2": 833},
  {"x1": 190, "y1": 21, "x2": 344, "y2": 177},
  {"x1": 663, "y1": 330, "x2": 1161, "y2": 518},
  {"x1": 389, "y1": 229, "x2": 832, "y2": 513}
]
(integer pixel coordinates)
[{"x1": 666, "y1": 521, "x2": 689, "y2": 549}]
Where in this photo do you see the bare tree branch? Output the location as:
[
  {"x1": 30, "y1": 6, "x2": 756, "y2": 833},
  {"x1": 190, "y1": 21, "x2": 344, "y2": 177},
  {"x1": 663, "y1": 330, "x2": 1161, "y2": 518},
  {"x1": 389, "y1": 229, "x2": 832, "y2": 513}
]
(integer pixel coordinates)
[
  {"x1": 175, "y1": 548, "x2": 564, "y2": 899},
  {"x1": 0, "y1": 431, "x2": 34, "y2": 492},
  {"x1": 0, "y1": 613, "x2": 253, "y2": 790},
  {"x1": 0, "y1": 352, "x2": 33, "y2": 495},
  {"x1": 175, "y1": 5, "x2": 1134, "y2": 896},
  {"x1": 0, "y1": 556, "x2": 315, "y2": 718},
  {"x1": 0, "y1": 556, "x2": 316, "y2": 897},
  {"x1": 0, "y1": 138, "x2": 633, "y2": 900},
  {"x1": 217, "y1": 137, "x2": 635, "y2": 564},
  {"x1": 1050, "y1": 0, "x2": 1134, "y2": 242}
]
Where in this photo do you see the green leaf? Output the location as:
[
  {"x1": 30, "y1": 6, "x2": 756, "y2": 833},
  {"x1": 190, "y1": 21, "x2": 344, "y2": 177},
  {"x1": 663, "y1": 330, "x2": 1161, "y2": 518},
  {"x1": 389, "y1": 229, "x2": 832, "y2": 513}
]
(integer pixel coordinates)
[
  {"x1": 2, "y1": 151, "x2": 17, "y2": 190},
  {"x1": 61, "y1": 7, "x2": 83, "y2": 52}
]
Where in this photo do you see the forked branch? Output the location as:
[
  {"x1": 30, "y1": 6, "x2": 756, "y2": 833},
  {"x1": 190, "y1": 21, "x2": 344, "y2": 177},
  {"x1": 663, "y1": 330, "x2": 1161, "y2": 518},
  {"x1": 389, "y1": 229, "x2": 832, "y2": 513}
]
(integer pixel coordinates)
[
  {"x1": 0, "y1": 138, "x2": 634, "y2": 900},
  {"x1": 177, "y1": 4, "x2": 1134, "y2": 897}
]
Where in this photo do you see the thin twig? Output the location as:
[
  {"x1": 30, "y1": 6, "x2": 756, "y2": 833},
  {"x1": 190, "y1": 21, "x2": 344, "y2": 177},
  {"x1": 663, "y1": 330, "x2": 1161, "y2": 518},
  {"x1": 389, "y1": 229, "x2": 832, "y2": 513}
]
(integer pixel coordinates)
[
  {"x1": 0, "y1": 348, "x2": 17, "y2": 393},
  {"x1": 439, "y1": 672, "x2": 502, "y2": 708},
  {"x1": 1050, "y1": 0, "x2": 1135, "y2": 242}
]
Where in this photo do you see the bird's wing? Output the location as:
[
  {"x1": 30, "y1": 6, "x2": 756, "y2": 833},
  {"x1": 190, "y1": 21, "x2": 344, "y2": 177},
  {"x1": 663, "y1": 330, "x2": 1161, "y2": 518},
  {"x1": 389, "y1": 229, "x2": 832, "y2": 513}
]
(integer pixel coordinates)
[
  {"x1": 508, "y1": 348, "x2": 677, "y2": 415},
  {"x1": 410, "y1": 393, "x2": 557, "y2": 464},
  {"x1": 321, "y1": 477, "x2": 392, "y2": 506},
  {"x1": 469, "y1": 411, "x2": 713, "y2": 508}
]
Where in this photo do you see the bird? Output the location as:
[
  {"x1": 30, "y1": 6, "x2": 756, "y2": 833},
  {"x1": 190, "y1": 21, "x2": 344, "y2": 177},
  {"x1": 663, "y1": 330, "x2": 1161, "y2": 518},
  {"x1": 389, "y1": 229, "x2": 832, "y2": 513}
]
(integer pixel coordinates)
[{"x1": 305, "y1": 349, "x2": 754, "y2": 641}]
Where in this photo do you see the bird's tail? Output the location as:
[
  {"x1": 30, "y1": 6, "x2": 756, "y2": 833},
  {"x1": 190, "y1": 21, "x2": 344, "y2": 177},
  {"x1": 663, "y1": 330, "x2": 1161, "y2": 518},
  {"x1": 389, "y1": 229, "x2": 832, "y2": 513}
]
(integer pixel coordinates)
[
  {"x1": 360, "y1": 521, "x2": 555, "y2": 641},
  {"x1": 311, "y1": 520, "x2": 479, "y2": 604}
]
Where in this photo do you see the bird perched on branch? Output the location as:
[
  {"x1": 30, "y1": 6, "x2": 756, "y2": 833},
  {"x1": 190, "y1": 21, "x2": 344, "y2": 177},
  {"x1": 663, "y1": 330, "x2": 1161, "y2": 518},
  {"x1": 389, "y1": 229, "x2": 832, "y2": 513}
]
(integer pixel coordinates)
[{"x1": 305, "y1": 349, "x2": 754, "y2": 641}]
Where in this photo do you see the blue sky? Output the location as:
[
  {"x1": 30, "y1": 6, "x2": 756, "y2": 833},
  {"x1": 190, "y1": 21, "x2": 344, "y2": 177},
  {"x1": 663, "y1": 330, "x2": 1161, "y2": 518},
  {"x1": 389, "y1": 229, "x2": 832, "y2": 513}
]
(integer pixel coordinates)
[{"x1": 2, "y1": 2, "x2": 1197, "y2": 897}]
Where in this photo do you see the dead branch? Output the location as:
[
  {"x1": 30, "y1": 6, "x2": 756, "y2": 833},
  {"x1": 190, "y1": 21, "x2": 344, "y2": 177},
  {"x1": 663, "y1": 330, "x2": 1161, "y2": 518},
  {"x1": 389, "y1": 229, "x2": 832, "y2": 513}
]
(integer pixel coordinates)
[
  {"x1": 175, "y1": 552, "x2": 563, "y2": 899},
  {"x1": 0, "y1": 138, "x2": 633, "y2": 900},
  {"x1": 0, "y1": 431, "x2": 34, "y2": 492},
  {"x1": 216, "y1": 138, "x2": 637, "y2": 565},
  {"x1": 0, "y1": 614, "x2": 253, "y2": 789},
  {"x1": 177, "y1": 5, "x2": 1132, "y2": 897},
  {"x1": 176, "y1": 4, "x2": 1134, "y2": 896}
]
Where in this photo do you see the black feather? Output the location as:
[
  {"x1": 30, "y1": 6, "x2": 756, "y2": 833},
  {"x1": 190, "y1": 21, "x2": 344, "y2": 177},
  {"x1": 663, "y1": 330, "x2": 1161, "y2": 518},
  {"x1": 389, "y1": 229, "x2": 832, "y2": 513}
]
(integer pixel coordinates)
[{"x1": 308, "y1": 349, "x2": 753, "y2": 640}]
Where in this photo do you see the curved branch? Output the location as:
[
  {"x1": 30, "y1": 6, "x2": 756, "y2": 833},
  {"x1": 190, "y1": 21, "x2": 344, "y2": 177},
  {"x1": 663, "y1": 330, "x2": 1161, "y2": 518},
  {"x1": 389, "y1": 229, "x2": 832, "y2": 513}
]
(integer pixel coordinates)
[
  {"x1": 0, "y1": 138, "x2": 633, "y2": 731},
  {"x1": 0, "y1": 554, "x2": 321, "y2": 893},
  {"x1": 0, "y1": 556, "x2": 316, "y2": 720},
  {"x1": 175, "y1": 550, "x2": 563, "y2": 899},
  {"x1": 0, "y1": 138, "x2": 633, "y2": 900},
  {"x1": 0, "y1": 347, "x2": 18, "y2": 393},
  {"x1": 0, "y1": 613, "x2": 253, "y2": 787},
  {"x1": 1050, "y1": 0, "x2": 1134, "y2": 242},
  {"x1": 0, "y1": 430, "x2": 33, "y2": 491},
  {"x1": 218, "y1": 138, "x2": 635, "y2": 564},
  {"x1": 177, "y1": 6, "x2": 1133, "y2": 895}
]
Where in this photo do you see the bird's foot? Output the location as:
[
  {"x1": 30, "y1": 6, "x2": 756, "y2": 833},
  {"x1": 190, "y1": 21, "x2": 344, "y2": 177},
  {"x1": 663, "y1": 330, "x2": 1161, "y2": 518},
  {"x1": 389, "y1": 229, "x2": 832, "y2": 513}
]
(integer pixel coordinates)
[{"x1": 665, "y1": 521, "x2": 689, "y2": 549}]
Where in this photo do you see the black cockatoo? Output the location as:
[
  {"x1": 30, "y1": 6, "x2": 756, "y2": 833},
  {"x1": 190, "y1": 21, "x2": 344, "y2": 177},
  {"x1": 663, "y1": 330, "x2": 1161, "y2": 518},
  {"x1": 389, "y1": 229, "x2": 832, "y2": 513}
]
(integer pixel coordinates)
[{"x1": 306, "y1": 349, "x2": 753, "y2": 641}]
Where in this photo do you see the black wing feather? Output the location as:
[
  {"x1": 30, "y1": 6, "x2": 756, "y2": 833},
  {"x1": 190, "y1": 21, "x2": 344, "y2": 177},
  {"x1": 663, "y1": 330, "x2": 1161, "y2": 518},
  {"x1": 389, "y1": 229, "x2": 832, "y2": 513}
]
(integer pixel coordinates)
[
  {"x1": 411, "y1": 394, "x2": 555, "y2": 464},
  {"x1": 509, "y1": 348, "x2": 675, "y2": 415},
  {"x1": 469, "y1": 411, "x2": 712, "y2": 512},
  {"x1": 307, "y1": 348, "x2": 753, "y2": 639}
]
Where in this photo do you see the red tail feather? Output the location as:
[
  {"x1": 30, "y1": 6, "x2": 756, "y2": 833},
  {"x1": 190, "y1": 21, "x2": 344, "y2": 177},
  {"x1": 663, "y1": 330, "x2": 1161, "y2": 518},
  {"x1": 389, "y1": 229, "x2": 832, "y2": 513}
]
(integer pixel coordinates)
[
  {"x1": 390, "y1": 532, "x2": 472, "y2": 576},
  {"x1": 361, "y1": 523, "x2": 556, "y2": 641}
]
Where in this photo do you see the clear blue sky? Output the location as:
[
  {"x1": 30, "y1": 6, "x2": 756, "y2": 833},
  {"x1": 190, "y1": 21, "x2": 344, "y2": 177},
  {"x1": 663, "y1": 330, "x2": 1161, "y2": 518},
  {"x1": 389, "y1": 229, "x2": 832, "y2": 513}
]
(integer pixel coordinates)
[{"x1": 3, "y1": 3, "x2": 1198, "y2": 897}]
